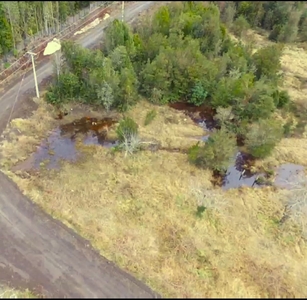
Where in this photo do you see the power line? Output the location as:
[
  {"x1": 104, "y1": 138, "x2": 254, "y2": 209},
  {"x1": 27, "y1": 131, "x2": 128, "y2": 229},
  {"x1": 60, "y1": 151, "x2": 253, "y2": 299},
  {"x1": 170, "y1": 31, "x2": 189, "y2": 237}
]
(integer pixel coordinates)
[
  {"x1": 6, "y1": 61, "x2": 29, "y2": 128},
  {"x1": 0, "y1": 1, "x2": 115, "y2": 81}
]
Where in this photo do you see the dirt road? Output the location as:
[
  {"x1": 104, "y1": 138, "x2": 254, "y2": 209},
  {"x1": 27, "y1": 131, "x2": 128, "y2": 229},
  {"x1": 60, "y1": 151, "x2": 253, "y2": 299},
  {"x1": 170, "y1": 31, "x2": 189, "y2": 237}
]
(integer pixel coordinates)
[{"x1": 0, "y1": 1, "x2": 162, "y2": 298}]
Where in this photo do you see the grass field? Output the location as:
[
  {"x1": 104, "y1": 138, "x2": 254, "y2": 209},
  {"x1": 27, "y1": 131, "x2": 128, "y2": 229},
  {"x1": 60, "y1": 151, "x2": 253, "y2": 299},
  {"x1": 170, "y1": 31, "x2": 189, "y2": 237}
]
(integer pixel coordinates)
[{"x1": 1, "y1": 31, "x2": 307, "y2": 297}]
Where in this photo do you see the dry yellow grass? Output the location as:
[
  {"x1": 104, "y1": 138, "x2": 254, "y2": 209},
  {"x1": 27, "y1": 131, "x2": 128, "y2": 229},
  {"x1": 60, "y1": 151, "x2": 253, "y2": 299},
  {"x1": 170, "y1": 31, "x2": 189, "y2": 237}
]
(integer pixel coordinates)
[
  {"x1": 0, "y1": 286, "x2": 36, "y2": 298},
  {"x1": 233, "y1": 30, "x2": 307, "y2": 171},
  {"x1": 1, "y1": 97, "x2": 307, "y2": 297}
]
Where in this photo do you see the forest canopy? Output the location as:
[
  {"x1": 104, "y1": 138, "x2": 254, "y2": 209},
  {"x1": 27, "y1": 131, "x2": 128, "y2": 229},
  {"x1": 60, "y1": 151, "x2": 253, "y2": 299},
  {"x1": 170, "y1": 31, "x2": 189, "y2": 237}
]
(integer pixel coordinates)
[{"x1": 0, "y1": 1, "x2": 94, "y2": 56}]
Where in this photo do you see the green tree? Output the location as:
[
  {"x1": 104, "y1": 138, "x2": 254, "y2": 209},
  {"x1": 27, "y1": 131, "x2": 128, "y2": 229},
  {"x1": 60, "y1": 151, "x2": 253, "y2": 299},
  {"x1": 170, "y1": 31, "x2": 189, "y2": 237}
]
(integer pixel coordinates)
[
  {"x1": 188, "y1": 127, "x2": 237, "y2": 172},
  {"x1": 188, "y1": 81, "x2": 208, "y2": 106},
  {"x1": 110, "y1": 45, "x2": 133, "y2": 72},
  {"x1": 96, "y1": 81, "x2": 114, "y2": 112},
  {"x1": 102, "y1": 19, "x2": 135, "y2": 56},
  {"x1": 46, "y1": 71, "x2": 80, "y2": 105},
  {"x1": 140, "y1": 50, "x2": 171, "y2": 103},
  {"x1": 232, "y1": 15, "x2": 250, "y2": 38},
  {"x1": 153, "y1": 6, "x2": 171, "y2": 36},
  {"x1": 220, "y1": 2, "x2": 236, "y2": 27},
  {"x1": 277, "y1": 10, "x2": 301, "y2": 43},
  {"x1": 252, "y1": 44, "x2": 284, "y2": 80},
  {"x1": 0, "y1": 3, "x2": 13, "y2": 54},
  {"x1": 245, "y1": 118, "x2": 283, "y2": 158},
  {"x1": 116, "y1": 67, "x2": 138, "y2": 111}
]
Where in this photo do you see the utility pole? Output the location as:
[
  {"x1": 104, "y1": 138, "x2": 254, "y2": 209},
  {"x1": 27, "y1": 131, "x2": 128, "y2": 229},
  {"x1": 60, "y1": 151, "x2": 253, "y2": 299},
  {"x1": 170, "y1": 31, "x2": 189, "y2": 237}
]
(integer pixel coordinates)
[
  {"x1": 121, "y1": 1, "x2": 125, "y2": 22},
  {"x1": 27, "y1": 52, "x2": 40, "y2": 99}
]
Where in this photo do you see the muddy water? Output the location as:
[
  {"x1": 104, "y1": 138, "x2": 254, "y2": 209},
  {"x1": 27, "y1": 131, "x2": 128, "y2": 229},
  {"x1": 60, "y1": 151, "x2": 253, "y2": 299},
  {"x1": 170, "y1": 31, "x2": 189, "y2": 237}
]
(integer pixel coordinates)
[
  {"x1": 221, "y1": 152, "x2": 263, "y2": 190},
  {"x1": 169, "y1": 102, "x2": 217, "y2": 131},
  {"x1": 12, "y1": 117, "x2": 119, "y2": 171}
]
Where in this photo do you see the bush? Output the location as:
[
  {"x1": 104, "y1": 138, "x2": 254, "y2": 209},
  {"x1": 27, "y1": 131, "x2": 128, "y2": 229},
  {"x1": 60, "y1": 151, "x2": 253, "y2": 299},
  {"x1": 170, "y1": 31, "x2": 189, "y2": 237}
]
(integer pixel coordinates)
[
  {"x1": 144, "y1": 109, "x2": 157, "y2": 126},
  {"x1": 252, "y1": 44, "x2": 284, "y2": 80},
  {"x1": 232, "y1": 15, "x2": 250, "y2": 38},
  {"x1": 245, "y1": 118, "x2": 283, "y2": 158},
  {"x1": 188, "y1": 127, "x2": 237, "y2": 173},
  {"x1": 188, "y1": 81, "x2": 208, "y2": 106},
  {"x1": 116, "y1": 117, "x2": 140, "y2": 156},
  {"x1": 116, "y1": 117, "x2": 139, "y2": 143},
  {"x1": 272, "y1": 89, "x2": 290, "y2": 109}
]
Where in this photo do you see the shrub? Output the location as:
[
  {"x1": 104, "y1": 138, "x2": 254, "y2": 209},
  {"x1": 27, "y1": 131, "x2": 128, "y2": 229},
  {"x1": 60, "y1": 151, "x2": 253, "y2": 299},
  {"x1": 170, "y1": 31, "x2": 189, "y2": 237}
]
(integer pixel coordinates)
[
  {"x1": 188, "y1": 127, "x2": 237, "y2": 173},
  {"x1": 116, "y1": 117, "x2": 140, "y2": 156},
  {"x1": 252, "y1": 44, "x2": 284, "y2": 80},
  {"x1": 144, "y1": 109, "x2": 157, "y2": 126},
  {"x1": 272, "y1": 89, "x2": 290, "y2": 109},
  {"x1": 116, "y1": 117, "x2": 139, "y2": 143},
  {"x1": 245, "y1": 118, "x2": 283, "y2": 158},
  {"x1": 232, "y1": 15, "x2": 250, "y2": 38}
]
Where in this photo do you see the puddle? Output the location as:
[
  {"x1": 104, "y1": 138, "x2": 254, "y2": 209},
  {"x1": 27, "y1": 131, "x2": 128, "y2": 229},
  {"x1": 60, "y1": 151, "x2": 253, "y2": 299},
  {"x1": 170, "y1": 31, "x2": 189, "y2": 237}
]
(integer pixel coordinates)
[
  {"x1": 218, "y1": 159, "x2": 305, "y2": 190},
  {"x1": 170, "y1": 102, "x2": 307, "y2": 190},
  {"x1": 60, "y1": 116, "x2": 118, "y2": 137},
  {"x1": 212, "y1": 152, "x2": 263, "y2": 190},
  {"x1": 12, "y1": 117, "x2": 119, "y2": 172},
  {"x1": 274, "y1": 163, "x2": 305, "y2": 189}
]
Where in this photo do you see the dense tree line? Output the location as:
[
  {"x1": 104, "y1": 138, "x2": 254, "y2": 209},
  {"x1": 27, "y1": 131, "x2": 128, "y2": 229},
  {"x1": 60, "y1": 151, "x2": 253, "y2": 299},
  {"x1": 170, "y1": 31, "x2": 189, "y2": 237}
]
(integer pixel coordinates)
[
  {"x1": 217, "y1": 1, "x2": 307, "y2": 42},
  {"x1": 46, "y1": 2, "x2": 293, "y2": 172},
  {"x1": 0, "y1": 1, "x2": 94, "y2": 56}
]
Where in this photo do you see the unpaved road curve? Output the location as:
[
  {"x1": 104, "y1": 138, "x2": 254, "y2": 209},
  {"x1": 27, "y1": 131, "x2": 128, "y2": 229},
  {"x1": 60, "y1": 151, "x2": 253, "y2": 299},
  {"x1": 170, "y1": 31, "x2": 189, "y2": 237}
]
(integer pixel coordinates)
[{"x1": 0, "y1": 1, "x2": 162, "y2": 298}]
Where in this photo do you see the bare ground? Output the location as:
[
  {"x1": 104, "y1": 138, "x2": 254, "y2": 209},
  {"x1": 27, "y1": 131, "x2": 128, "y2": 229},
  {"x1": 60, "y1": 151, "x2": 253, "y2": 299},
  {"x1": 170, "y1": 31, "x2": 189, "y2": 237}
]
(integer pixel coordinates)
[{"x1": 0, "y1": 168, "x2": 160, "y2": 298}]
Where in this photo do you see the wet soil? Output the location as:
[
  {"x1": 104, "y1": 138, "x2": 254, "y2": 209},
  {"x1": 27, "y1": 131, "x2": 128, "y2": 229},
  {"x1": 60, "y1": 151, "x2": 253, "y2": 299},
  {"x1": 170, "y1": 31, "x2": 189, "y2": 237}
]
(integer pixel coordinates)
[
  {"x1": 12, "y1": 116, "x2": 119, "y2": 172},
  {"x1": 169, "y1": 102, "x2": 306, "y2": 190},
  {"x1": 274, "y1": 163, "x2": 305, "y2": 189},
  {"x1": 169, "y1": 102, "x2": 217, "y2": 131}
]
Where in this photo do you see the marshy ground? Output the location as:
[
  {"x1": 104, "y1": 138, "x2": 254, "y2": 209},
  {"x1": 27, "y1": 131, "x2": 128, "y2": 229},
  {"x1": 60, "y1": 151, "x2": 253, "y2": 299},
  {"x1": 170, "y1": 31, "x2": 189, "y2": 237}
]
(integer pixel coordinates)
[{"x1": 1, "y1": 31, "x2": 307, "y2": 297}]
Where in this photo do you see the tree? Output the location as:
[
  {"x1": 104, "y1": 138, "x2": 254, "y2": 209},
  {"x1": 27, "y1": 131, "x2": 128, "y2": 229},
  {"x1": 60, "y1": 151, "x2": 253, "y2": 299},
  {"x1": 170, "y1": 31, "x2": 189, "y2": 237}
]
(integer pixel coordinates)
[
  {"x1": 152, "y1": 5, "x2": 171, "y2": 36},
  {"x1": 277, "y1": 10, "x2": 301, "y2": 43},
  {"x1": 220, "y1": 2, "x2": 236, "y2": 27},
  {"x1": 188, "y1": 81, "x2": 208, "y2": 106},
  {"x1": 96, "y1": 81, "x2": 114, "y2": 112},
  {"x1": 140, "y1": 51, "x2": 171, "y2": 103},
  {"x1": 188, "y1": 127, "x2": 237, "y2": 173},
  {"x1": 0, "y1": 3, "x2": 13, "y2": 55},
  {"x1": 102, "y1": 19, "x2": 135, "y2": 56},
  {"x1": 248, "y1": 95, "x2": 276, "y2": 120},
  {"x1": 252, "y1": 44, "x2": 284, "y2": 80},
  {"x1": 110, "y1": 45, "x2": 133, "y2": 72},
  {"x1": 116, "y1": 67, "x2": 138, "y2": 111},
  {"x1": 232, "y1": 15, "x2": 250, "y2": 38},
  {"x1": 214, "y1": 106, "x2": 235, "y2": 128},
  {"x1": 245, "y1": 118, "x2": 283, "y2": 158}
]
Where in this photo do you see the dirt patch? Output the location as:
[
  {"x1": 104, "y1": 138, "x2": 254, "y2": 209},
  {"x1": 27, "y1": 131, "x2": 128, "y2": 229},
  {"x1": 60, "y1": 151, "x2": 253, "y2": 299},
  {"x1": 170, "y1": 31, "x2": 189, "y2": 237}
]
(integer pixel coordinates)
[{"x1": 0, "y1": 171, "x2": 161, "y2": 298}]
